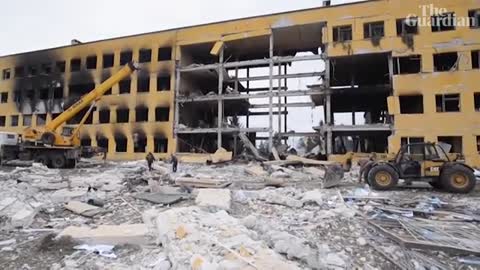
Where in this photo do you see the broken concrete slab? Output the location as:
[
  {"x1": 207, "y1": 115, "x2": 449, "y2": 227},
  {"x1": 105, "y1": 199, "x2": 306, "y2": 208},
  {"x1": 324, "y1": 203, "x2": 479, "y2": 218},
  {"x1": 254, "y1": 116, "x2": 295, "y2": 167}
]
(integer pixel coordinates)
[
  {"x1": 0, "y1": 198, "x2": 42, "y2": 229},
  {"x1": 58, "y1": 224, "x2": 149, "y2": 246},
  {"x1": 263, "y1": 194, "x2": 303, "y2": 208},
  {"x1": 210, "y1": 148, "x2": 233, "y2": 164},
  {"x1": 51, "y1": 189, "x2": 88, "y2": 203},
  {"x1": 195, "y1": 189, "x2": 231, "y2": 211},
  {"x1": 0, "y1": 197, "x2": 17, "y2": 212},
  {"x1": 238, "y1": 132, "x2": 267, "y2": 161},
  {"x1": 11, "y1": 207, "x2": 37, "y2": 228},
  {"x1": 65, "y1": 201, "x2": 104, "y2": 217},
  {"x1": 270, "y1": 171, "x2": 291, "y2": 179},
  {"x1": 134, "y1": 192, "x2": 188, "y2": 205},
  {"x1": 286, "y1": 155, "x2": 335, "y2": 166},
  {"x1": 176, "y1": 177, "x2": 231, "y2": 189},
  {"x1": 303, "y1": 166, "x2": 326, "y2": 179},
  {"x1": 32, "y1": 181, "x2": 69, "y2": 190},
  {"x1": 301, "y1": 189, "x2": 325, "y2": 206},
  {"x1": 265, "y1": 178, "x2": 286, "y2": 188},
  {"x1": 142, "y1": 206, "x2": 301, "y2": 269},
  {"x1": 244, "y1": 164, "x2": 268, "y2": 177},
  {"x1": 176, "y1": 153, "x2": 211, "y2": 164},
  {"x1": 152, "y1": 185, "x2": 186, "y2": 194},
  {"x1": 0, "y1": 239, "x2": 16, "y2": 246},
  {"x1": 271, "y1": 147, "x2": 281, "y2": 161}
]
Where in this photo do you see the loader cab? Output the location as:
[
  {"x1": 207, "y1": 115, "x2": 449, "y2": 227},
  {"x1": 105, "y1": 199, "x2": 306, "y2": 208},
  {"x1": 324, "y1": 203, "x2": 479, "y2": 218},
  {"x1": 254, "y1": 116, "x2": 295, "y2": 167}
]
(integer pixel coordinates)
[{"x1": 394, "y1": 143, "x2": 450, "y2": 178}]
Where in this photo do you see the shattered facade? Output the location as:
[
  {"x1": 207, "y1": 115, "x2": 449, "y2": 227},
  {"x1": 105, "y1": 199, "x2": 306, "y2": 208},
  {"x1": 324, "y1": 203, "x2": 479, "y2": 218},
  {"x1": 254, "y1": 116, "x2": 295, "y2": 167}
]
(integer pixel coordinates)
[{"x1": 0, "y1": 0, "x2": 479, "y2": 164}]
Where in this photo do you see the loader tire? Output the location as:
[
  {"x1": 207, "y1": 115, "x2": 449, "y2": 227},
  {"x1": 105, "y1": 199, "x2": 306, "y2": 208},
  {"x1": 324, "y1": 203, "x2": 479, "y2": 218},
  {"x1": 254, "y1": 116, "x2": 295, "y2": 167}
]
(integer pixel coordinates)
[
  {"x1": 368, "y1": 164, "x2": 399, "y2": 191},
  {"x1": 440, "y1": 165, "x2": 476, "y2": 194}
]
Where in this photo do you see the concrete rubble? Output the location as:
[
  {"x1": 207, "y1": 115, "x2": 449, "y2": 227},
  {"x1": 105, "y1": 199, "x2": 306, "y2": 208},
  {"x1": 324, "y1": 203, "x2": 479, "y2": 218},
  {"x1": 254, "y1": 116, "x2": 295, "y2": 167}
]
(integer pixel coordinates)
[{"x1": 0, "y1": 159, "x2": 479, "y2": 269}]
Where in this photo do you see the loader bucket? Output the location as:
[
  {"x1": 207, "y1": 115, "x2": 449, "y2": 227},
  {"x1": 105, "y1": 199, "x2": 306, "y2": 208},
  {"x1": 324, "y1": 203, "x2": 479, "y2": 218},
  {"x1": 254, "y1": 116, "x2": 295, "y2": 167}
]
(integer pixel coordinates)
[{"x1": 321, "y1": 164, "x2": 345, "y2": 188}]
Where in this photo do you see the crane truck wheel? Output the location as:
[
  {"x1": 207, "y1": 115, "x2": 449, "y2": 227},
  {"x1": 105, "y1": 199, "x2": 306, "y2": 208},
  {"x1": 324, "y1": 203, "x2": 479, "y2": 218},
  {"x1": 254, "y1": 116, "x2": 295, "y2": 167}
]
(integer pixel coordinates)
[
  {"x1": 50, "y1": 153, "x2": 67, "y2": 169},
  {"x1": 367, "y1": 164, "x2": 399, "y2": 191},
  {"x1": 34, "y1": 154, "x2": 49, "y2": 167},
  {"x1": 440, "y1": 165, "x2": 476, "y2": 194}
]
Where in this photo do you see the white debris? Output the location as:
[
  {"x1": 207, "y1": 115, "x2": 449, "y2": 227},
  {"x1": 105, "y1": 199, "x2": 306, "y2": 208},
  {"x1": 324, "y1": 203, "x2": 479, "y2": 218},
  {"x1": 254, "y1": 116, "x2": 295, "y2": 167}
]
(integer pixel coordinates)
[
  {"x1": 144, "y1": 206, "x2": 301, "y2": 269},
  {"x1": 195, "y1": 189, "x2": 231, "y2": 211},
  {"x1": 74, "y1": 244, "x2": 117, "y2": 258},
  {"x1": 357, "y1": 237, "x2": 367, "y2": 246},
  {"x1": 0, "y1": 198, "x2": 42, "y2": 229},
  {"x1": 270, "y1": 171, "x2": 291, "y2": 179},
  {"x1": 263, "y1": 193, "x2": 303, "y2": 208},
  {"x1": 59, "y1": 224, "x2": 149, "y2": 245},
  {"x1": 0, "y1": 239, "x2": 16, "y2": 246},
  {"x1": 301, "y1": 189, "x2": 325, "y2": 205}
]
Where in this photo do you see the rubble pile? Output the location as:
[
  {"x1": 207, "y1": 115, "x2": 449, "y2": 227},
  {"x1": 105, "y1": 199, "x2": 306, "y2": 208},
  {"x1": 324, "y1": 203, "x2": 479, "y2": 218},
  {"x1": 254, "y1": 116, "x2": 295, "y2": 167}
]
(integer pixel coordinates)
[{"x1": 0, "y1": 159, "x2": 479, "y2": 269}]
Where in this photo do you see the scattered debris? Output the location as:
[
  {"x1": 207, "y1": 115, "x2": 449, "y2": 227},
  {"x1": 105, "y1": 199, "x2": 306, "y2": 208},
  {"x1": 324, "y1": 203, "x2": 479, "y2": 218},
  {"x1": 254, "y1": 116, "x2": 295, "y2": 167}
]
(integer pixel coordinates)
[
  {"x1": 238, "y1": 132, "x2": 267, "y2": 161},
  {"x1": 175, "y1": 176, "x2": 232, "y2": 188},
  {"x1": 0, "y1": 159, "x2": 478, "y2": 269},
  {"x1": 64, "y1": 201, "x2": 104, "y2": 217},
  {"x1": 73, "y1": 244, "x2": 117, "y2": 259},
  {"x1": 369, "y1": 216, "x2": 480, "y2": 255},
  {"x1": 134, "y1": 192, "x2": 187, "y2": 205},
  {"x1": 195, "y1": 189, "x2": 231, "y2": 211},
  {"x1": 59, "y1": 224, "x2": 149, "y2": 246},
  {"x1": 244, "y1": 164, "x2": 268, "y2": 177}
]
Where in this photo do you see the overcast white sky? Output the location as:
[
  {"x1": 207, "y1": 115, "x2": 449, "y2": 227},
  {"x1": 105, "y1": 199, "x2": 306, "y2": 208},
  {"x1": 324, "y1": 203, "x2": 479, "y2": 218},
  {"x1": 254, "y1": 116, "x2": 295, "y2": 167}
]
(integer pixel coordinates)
[{"x1": 0, "y1": 0, "x2": 361, "y2": 56}]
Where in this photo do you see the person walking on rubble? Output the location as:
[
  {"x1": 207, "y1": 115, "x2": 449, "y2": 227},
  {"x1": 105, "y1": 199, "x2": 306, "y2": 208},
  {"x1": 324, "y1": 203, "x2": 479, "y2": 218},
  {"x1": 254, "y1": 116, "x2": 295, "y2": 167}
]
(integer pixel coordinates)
[
  {"x1": 146, "y1": 152, "x2": 156, "y2": 171},
  {"x1": 171, "y1": 154, "x2": 178, "y2": 173}
]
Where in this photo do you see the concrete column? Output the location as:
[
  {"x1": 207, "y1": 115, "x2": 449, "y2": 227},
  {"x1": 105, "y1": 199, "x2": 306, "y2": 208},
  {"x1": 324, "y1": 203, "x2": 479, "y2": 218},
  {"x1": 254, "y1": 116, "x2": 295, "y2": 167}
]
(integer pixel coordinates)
[
  {"x1": 217, "y1": 48, "x2": 224, "y2": 149},
  {"x1": 146, "y1": 135, "x2": 154, "y2": 153},
  {"x1": 283, "y1": 64, "x2": 288, "y2": 136},
  {"x1": 324, "y1": 59, "x2": 333, "y2": 155},
  {"x1": 388, "y1": 54, "x2": 394, "y2": 90},
  {"x1": 327, "y1": 129, "x2": 333, "y2": 155},
  {"x1": 127, "y1": 135, "x2": 134, "y2": 153},
  {"x1": 268, "y1": 33, "x2": 274, "y2": 150},
  {"x1": 246, "y1": 68, "x2": 250, "y2": 128},
  {"x1": 277, "y1": 64, "x2": 282, "y2": 135},
  {"x1": 174, "y1": 63, "x2": 181, "y2": 139},
  {"x1": 92, "y1": 110, "x2": 99, "y2": 124}
]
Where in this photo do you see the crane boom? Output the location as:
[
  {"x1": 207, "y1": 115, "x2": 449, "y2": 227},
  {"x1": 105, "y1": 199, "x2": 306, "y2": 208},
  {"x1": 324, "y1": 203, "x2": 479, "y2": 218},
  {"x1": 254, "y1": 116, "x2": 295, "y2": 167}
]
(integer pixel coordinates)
[
  {"x1": 46, "y1": 62, "x2": 137, "y2": 132},
  {"x1": 22, "y1": 61, "x2": 138, "y2": 146}
]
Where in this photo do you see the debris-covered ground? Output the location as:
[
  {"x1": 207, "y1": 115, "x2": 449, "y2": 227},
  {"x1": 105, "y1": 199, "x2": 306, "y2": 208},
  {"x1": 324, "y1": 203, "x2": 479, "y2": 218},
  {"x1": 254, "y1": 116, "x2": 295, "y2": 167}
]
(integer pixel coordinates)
[{"x1": 1, "y1": 159, "x2": 480, "y2": 270}]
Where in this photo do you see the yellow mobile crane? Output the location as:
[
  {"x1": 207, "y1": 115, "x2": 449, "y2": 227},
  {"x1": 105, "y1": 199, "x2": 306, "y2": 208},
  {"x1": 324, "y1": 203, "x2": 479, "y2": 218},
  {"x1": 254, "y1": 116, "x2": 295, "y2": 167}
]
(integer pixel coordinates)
[{"x1": 0, "y1": 62, "x2": 138, "y2": 168}]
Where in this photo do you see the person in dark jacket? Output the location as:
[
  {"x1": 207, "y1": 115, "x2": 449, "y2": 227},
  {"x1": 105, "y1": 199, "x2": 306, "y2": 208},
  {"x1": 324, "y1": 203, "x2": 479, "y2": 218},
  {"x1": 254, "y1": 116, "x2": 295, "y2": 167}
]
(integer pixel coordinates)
[
  {"x1": 146, "y1": 152, "x2": 155, "y2": 171},
  {"x1": 171, "y1": 154, "x2": 178, "y2": 173}
]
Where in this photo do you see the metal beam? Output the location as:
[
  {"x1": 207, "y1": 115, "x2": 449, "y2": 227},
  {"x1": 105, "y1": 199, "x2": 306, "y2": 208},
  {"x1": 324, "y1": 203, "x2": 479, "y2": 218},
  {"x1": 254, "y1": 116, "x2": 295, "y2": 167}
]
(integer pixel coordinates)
[
  {"x1": 233, "y1": 71, "x2": 325, "y2": 82},
  {"x1": 239, "y1": 86, "x2": 287, "y2": 92},
  {"x1": 256, "y1": 132, "x2": 318, "y2": 140},
  {"x1": 177, "y1": 89, "x2": 327, "y2": 103},
  {"x1": 248, "y1": 111, "x2": 288, "y2": 116},
  {"x1": 179, "y1": 54, "x2": 326, "y2": 72},
  {"x1": 177, "y1": 127, "x2": 269, "y2": 134},
  {"x1": 251, "y1": 102, "x2": 314, "y2": 109},
  {"x1": 314, "y1": 124, "x2": 393, "y2": 132}
]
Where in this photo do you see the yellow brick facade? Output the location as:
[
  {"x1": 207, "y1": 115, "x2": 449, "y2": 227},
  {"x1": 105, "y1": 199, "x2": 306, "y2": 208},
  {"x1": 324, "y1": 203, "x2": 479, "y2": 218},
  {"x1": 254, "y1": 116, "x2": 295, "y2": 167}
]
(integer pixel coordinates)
[{"x1": 0, "y1": 0, "x2": 479, "y2": 164}]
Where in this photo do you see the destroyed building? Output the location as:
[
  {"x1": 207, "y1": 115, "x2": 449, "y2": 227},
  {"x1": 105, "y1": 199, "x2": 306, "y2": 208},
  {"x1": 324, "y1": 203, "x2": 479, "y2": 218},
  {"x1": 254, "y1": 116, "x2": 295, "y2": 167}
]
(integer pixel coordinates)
[{"x1": 0, "y1": 0, "x2": 479, "y2": 165}]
